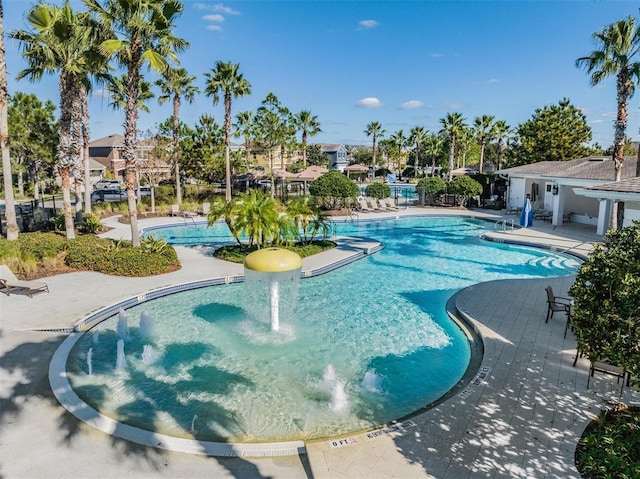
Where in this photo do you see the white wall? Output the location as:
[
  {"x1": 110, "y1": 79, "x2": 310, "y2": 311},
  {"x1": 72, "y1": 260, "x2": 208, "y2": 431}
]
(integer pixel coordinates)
[
  {"x1": 623, "y1": 202, "x2": 640, "y2": 227},
  {"x1": 507, "y1": 178, "x2": 526, "y2": 209}
]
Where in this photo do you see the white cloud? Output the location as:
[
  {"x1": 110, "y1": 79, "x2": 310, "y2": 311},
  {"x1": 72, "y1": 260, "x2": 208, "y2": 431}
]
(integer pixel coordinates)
[
  {"x1": 486, "y1": 78, "x2": 500, "y2": 84},
  {"x1": 400, "y1": 100, "x2": 424, "y2": 109},
  {"x1": 203, "y1": 14, "x2": 224, "y2": 22},
  {"x1": 91, "y1": 89, "x2": 110, "y2": 99},
  {"x1": 357, "y1": 97, "x2": 383, "y2": 108},
  {"x1": 194, "y1": 2, "x2": 240, "y2": 15},
  {"x1": 445, "y1": 102, "x2": 464, "y2": 109},
  {"x1": 206, "y1": 25, "x2": 223, "y2": 31},
  {"x1": 358, "y1": 20, "x2": 379, "y2": 29},
  {"x1": 214, "y1": 3, "x2": 240, "y2": 15},
  {"x1": 430, "y1": 53, "x2": 443, "y2": 58},
  {"x1": 601, "y1": 111, "x2": 617, "y2": 118},
  {"x1": 591, "y1": 119, "x2": 605, "y2": 124}
]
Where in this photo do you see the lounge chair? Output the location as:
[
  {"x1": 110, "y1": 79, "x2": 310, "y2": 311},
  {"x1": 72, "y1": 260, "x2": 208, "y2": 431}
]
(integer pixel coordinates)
[
  {"x1": 544, "y1": 285, "x2": 571, "y2": 323},
  {"x1": 170, "y1": 204, "x2": 180, "y2": 217},
  {"x1": 366, "y1": 198, "x2": 381, "y2": 211},
  {"x1": 0, "y1": 264, "x2": 49, "y2": 298},
  {"x1": 357, "y1": 198, "x2": 373, "y2": 212},
  {"x1": 375, "y1": 198, "x2": 390, "y2": 211},
  {"x1": 383, "y1": 197, "x2": 399, "y2": 211},
  {"x1": 201, "y1": 202, "x2": 211, "y2": 216}
]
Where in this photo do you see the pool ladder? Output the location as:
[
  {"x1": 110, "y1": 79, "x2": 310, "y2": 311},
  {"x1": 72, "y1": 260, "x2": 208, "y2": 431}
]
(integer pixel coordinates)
[{"x1": 494, "y1": 219, "x2": 514, "y2": 232}]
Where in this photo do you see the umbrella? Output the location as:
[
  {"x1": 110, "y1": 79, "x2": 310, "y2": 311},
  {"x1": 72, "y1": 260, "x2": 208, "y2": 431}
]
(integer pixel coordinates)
[{"x1": 519, "y1": 197, "x2": 533, "y2": 228}]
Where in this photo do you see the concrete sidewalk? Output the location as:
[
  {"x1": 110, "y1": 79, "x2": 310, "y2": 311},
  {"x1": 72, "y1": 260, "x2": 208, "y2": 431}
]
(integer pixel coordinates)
[{"x1": 2, "y1": 208, "x2": 634, "y2": 479}]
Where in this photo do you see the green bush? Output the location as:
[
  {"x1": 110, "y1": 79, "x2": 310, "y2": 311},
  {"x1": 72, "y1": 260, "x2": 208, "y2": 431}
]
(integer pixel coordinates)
[
  {"x1": 448, "y1": 175, "x2": 483, "y2": 198},
  {"x1": 365, "y1": 182, "x2": 391, "y2": 199},
  {"x1": 79, "y1": 213, "x2": 104, "y2": 234},
  {"x1": 309, "y1": 170, "x2": 359, "y2": 210},
  {"x1": 17, "y1": 232, "x2": 67, "y2": 259}
]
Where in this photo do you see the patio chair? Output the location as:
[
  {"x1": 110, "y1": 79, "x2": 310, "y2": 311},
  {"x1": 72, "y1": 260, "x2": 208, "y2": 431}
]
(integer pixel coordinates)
[
  {"x1": 0, "y1": 264, "x2": 49, "y2": 298},
  {"x1": 366, "y1": 198, "x2": 381, "y2": 211},
  {"x1": 357, "y1": 197, "x2": 373, "y2": 212},
  {"x1": 544, "y1": 285, "x2": 571, "y2": 323},
  {"x1": 587, "y1": 358, "x2": 630, "y2": 396},
  {"x1": 375, "y1": 198, "x2": 390, "y2": 211},
  {"x1": 201, "y1": 202, "x2": 211, "y2": 216},
  {"x1": 170, "y1": 204, "x2": 180, "y2": 217},
  {"x1": 384, "y1": 197, "x2": 399, "y2": 211}
]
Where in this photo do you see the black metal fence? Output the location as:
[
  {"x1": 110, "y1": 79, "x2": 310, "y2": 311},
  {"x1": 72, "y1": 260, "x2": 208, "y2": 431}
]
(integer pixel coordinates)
[{"x1": 0, "y1": 198, "x2": 59, "y2": 236}]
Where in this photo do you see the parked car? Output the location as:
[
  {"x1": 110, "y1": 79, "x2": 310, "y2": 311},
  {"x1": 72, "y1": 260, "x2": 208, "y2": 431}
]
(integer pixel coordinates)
[
  {"x1": 93, "y1": 179, "x2": 121, "y2": 190},
  {"x1": 139, "y1": 185, "x2": 152, "y2": 197},
  {"x1": 91, "y1": 188, "x2": 127, "y2": 203}
]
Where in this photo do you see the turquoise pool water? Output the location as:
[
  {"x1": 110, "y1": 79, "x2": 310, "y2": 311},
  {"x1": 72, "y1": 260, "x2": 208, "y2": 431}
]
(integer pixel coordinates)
[{"x1": 67, "y1": 217, "x2": 579, "y2": 443}]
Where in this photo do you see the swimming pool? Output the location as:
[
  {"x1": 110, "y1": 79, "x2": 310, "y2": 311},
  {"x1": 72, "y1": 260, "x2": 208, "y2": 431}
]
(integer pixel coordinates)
[{"x1": 64, "y1": 217, "x2": 579, "y2": 444}]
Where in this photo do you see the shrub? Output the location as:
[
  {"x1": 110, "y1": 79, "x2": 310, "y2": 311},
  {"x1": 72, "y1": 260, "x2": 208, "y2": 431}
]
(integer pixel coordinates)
[
  {"x1": 448, "y1": 175, "x2": 483, "y2": 198},
  {"x1": 79, "y1": 213, "x2": 104, "y2": 234},
  {"x1": 17, "y1": 232, "x2": 67, "y2": 259},
  {"x1": 416, "y1": 177, "x2": 446, "y2": 205},
  {"x1": 309, "y1": 170, "x2": 359, "y2": 210},
  {"x1": 365, "y1": 182, "x2": 391, "y2": 199}
]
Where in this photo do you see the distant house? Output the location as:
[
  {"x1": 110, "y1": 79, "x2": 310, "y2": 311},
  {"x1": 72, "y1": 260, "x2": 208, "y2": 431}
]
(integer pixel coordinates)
[
  {"x1": 320, "y1": 144, "x2": 349, "y2": 172},
  {"x1": 498, "y1": 156, "x2": 638, "y2": 234},
  {"x1": 89, "y1": 134, "x2": 170, "y2": 185}
]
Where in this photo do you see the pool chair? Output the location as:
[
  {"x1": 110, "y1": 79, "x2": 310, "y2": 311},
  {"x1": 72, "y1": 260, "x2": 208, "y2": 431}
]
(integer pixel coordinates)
[
  {"x1": 375, "y1": 198, "x2": 390, "y2": 211},
  {"x1": 544, "y1": 285, "x2": 572, "y2": 324},
  {"x1": 0, "y1": 264, "x2": 49, "y2": 298},
  {"x1": 366, "y1": 198, "x2": 382, "y2": 211},
  {"x1": 357, "y1": 197, "x2": 373, "y2": 212},
  {"x1": 201, "y1": 202, "x2": 211, "y2": 216},
  {"x1": 384, "y1": 197, "x2": 399, "y2": 211}
]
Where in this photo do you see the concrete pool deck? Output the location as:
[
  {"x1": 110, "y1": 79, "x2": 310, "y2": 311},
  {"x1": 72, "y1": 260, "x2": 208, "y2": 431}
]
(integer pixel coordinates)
[{"x1": 1, "y1": 207, "x2": 637, "y2": 478}]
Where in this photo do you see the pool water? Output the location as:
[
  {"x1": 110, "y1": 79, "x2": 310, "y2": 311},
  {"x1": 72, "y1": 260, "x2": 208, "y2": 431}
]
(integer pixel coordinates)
[{"x1": 66, "y1": 217, "x2": 579, "y2": 443}]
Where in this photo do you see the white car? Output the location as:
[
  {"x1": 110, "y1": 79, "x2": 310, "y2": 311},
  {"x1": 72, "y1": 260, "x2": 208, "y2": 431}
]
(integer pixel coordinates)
[
  {"x1": 94, "y1": 179, "x2": 121, "y2": 190},
  {"x1": 91, "y1": 188, "x2": 127, "y2": 203}
]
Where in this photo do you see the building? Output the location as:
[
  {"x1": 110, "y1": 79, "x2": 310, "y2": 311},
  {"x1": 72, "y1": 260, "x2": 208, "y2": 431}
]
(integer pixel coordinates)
[{"x1": 498, "y1": 156, "x2": 638, "y2": 234}]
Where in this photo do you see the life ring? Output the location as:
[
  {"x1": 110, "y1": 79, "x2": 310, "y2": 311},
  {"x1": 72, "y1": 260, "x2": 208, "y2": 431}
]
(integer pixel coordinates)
[{"x1": 357, "y1": 195, "x2": 364, "y2": 202}]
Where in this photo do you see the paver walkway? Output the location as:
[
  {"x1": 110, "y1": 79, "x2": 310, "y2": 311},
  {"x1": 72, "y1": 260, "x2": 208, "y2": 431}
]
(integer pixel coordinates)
[{"x1": 1, "y1": 208, "x2": 636, "y2": 479}]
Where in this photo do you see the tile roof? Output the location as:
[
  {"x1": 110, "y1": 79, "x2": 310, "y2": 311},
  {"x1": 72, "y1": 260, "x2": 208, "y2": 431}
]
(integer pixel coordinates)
[
  {"x1": 499, "y1": 156, "x2": 638, "y2": 181},
  {"x1": 89, "y1": 134, "x2": 124, "y2": 148},
  {"x1": 586, "y1": 176, "x2": 640, "y2": 193}
]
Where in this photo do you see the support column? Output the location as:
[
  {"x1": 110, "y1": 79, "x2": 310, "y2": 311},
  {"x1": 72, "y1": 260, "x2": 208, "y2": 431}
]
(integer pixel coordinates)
[
  {"x1": 596, "y1": 199, "x2": 610, "y2": 235},
  {"x1": 551, "y1": 185, "x2": 566, "y2": 227}
]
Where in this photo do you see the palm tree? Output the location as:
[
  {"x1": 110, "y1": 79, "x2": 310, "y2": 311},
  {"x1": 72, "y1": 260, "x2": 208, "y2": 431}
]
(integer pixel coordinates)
[
  {"x1": 233, "y1": 110, "x2": 254, "y2": 167},
  {"x1": 388, "y1": 130, "x2": 406, "y2": 174},
  {"x1": 577, "y1": 15, "x2": 640, "y2": 229},
  {"x1": 204, "y1": 61, "x2": 252, "y2": 202},
  {"x1": 473, "y1": 115, "x2": 496, "y2": 173},
  {"x1": 107, "y1": 75, "x2": 155, "y2": 112},
  {"x1": 294, "y1": 110, "x2": 321, "y2": 168},
  {"x1": 156, "y1": 67, "x2": 198, "y2": 205},
  {"x1": 0, "y1": 3, "x2": 18, "y2": 240},
  {"x1": 365, "y1": 121, "x2": 385, "y2": 168},
  {"x1": 424, "y1": 133, "x2": 444, "y2": 177},
  {"x1": 493, "y1": 120, "x2": 512, "y2": 170},
  {"x1": 84, "y1": 0, "x2": 188, "y2": 247},
  {"x1": 12, "y1": 1, "x2": 100, "y2": 239},
  {"x1": 439, "y1": 112, "x2": 466, "y2": 181},
  {"x1": 409, "y1": 126, "x2": 427, "y2": 177}
]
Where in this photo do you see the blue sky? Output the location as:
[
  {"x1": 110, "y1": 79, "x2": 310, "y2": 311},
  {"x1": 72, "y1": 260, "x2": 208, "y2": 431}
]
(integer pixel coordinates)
[{"x1": 3, "y1": 0, "x2": 640, "y2": 149}]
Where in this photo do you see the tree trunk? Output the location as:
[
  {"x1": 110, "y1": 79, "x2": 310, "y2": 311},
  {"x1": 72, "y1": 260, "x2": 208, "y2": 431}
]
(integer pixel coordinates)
[
  {"x1": 124, "y1": 53, "x2": 141, "y2": 247},
  {"x1": 224, "y1": 93, "x2": 232, "y2": 202},
  {"x1": 60, "y1": 166, "x2": 75, "y2": 239},
  {"x1": 479, "y1": 139, "x2": 486, "y2": 173},
  {"x1": 173, "y1": 94, "x2": 182, "y2": 205},
  {"x1": 81, "y1": 88, "x2": 91, "y2": 213}
]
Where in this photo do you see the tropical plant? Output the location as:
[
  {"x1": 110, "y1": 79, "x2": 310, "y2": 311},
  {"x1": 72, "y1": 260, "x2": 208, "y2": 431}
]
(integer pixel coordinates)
[
  {"x1": 84, "y1": 0, "x2": 188, "y2": 247},
  {"x1": 107, "y1": 74, "x2": 154, "y2": 112},
  {"x1": 473, "y1": 115, "x2": 497, "y2": 173},
  {"x1": 295, "y1": 110, "x2": 321, "y2": 169},
  {"x1": 364, "y1": 121, "x2": 385, "y2": 167},
  {"x1": 204, "y1": 61, "x2": 251, "y2": 202},
  {"x1": 0, "y1": 5, "x2": 19, "y2": 241},
  {"x1": 286, "y1": 196, "x2": 330, "y2": 244},
  {"x1": 568, "y1": 220, "x2": 640, "y2": 378},
  {"x1": 493, "y1": 120, "x2": 512, "y2": 170},
  {"x1": 577, "y1": 16, "x2": 640, "y2": 230},
  {"x1": 439, "y1": 113, "x2": 467, "y2": 181},
  {"x1": 233, "y1": 110, "x2": 254, "y2": 167},
  {"x1": 156, "y1": 66, "x2": 198, "y2": 205},
  {"x1": 424, "y1": 133, "x2": 444, "y2": 177},
  {"x1": 12, "y1": 1, "x2": 103, "y2": 239},
  {"x1": 409, "y1": 126, "x2": 427, "y2": 176}
]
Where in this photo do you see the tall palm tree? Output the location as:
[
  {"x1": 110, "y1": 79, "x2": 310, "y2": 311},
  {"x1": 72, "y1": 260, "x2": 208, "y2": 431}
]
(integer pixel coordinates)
[
  {"x1": 388, "y1": 129, "x2": 406, "y2": 174},
  {"x1": 107, "y1": 75, "x2": 155, "y2": 112},
  {"x1": 473, "y1": 114, "x2": 496, "y2": 173},
  {"x1": 409, "y1": 126, "x2": 427, "y2": 177},
  {"x1": 577, "y1": 15, "x2": 640, "y2": 228},
  {"x1": 0, "y1": 2, "x2": 18, "y2": 240},
  {"x1": 294, "y1": 110, "x2": 321, "y2": 168},
  {"x1": 233, "y1": 110, "x2": 254, "y2": 167},
  {"x1": 12, "y1": 1, "x2": 100, "y2": 239},
  {"x1": 156, "y1": 67, "x2": 198, "y2": 204},
  {"x1": 204, "y1": 61, "x2": 252, "y2": 202},
  {"x1": 493, "y1": 120, "x2": 512, "y2": 170},
  {"x1": 84, "y1": 0, "x2": 188, "y2": 247},
  {"x1": 439, "y1": 112, "x2": 466, "y2": 181},
  {"x1": 424, "y1": 133, "x2": 444, "y2": 177},
  {"x1": 365, "y1": 121, "x2": 385, "y2": 168}
]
